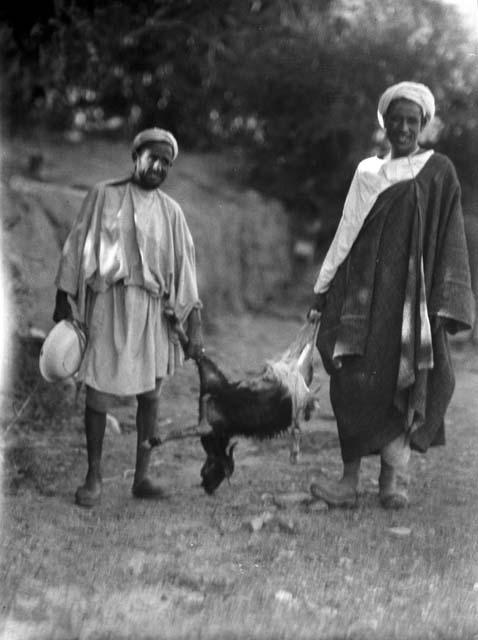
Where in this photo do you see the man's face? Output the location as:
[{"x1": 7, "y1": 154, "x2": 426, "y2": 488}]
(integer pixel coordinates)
[
  {"x1": 384, "y1": 99, "x2": 424, "y2": 158},
  {"x1": 133, "y1": 141, "x2": 174, "y2": 189}
]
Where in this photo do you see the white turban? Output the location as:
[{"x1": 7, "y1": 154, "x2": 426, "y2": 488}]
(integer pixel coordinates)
[
  {"x1": 132, "y1": 128, "x2": 179, "y2": 160},
  {"x1": 377, "y1": 81, "x2": 435, "y2": 129}
]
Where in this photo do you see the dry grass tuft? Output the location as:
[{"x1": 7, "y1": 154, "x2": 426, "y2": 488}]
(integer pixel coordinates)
[{"x1": 1, "y1": 317, "x2": 478, "y2": 639}]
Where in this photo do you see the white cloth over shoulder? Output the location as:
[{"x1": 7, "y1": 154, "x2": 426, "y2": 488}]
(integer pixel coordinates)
[{"x1": 314, "y1": 150, "x2": 434, "y2": 294}]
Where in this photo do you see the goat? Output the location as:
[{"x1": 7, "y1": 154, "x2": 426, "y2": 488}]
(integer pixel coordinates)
[{"x1": 144, "y1": 308, "x2": 320, "y2": 494}]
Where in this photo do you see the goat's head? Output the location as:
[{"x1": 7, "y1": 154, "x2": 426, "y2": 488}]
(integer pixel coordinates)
[{"x1": 200, "y1": 433, "x2": 237, "y2": 494}]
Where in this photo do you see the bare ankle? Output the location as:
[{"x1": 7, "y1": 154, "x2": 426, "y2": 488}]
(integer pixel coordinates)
[{"x1": 85, "y1": 469, "x2": 102, "y2": 488}]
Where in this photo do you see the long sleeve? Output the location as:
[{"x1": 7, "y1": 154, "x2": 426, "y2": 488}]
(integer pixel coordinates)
[
  {"x1": 427, "y1": 165, "x2": 474, "y2": 333},
  {"x1": 54, "y1": 185, "x2": 101, "y2": 298},
  {"x1": 314, "y1": 169, "x2": 370, "y2": 294},
  {"x1": 172, "y1": 206, "x2": 202, "y2": 323}
]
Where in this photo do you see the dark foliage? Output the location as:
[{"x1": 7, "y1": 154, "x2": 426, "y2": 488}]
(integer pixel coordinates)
[{"x1": 2, "y1": 0, "x2": 477, "y2": 239}]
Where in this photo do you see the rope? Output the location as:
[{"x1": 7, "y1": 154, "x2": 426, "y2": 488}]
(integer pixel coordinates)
[
  {"x1": 70, "y1": 319, "x2": 88, "y2": 367},
  {"x1": 3, "y1": 320, "x2": 88, "y2": 435},
  {"x1": 3, "y1": 379, "x2": 42, "y2": 434}
]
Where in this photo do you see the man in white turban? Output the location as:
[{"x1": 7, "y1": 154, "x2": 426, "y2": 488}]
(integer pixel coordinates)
[
  {"x1": 376, "y1": 81, "x2": 435, "y2": 129},
  {"x1": 53, "y1": 127, "x2": 204, "y2": 507},
  {"x1": 308, "y1": 81, "x2": 474, "y2": 510}
]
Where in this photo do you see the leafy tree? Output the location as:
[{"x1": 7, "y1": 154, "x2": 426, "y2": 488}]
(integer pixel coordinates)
[
  {"x1": 217, "y1": 0, "x2": 478, "y2": 231},
  {"x1": 1, "y1": 0, "x2": 477, "y2": 235}
]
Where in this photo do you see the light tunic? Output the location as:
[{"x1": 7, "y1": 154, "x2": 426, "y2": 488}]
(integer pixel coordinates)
[{"x1": 55, "y1": 178, "x2": 201, "y2": 395}]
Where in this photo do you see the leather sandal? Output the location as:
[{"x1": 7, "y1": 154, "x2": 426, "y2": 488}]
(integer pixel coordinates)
[
  {"x1": 310, "y1": 476, "x2": 358, "y2": 508},
  {"x1": 132, "y1": 477, "x2": 166, "y2": 499},
  {"x1": 75, "y1": 482, "x2": 102, "y2": 508},
  {"x1": 379, "y1": 460, "x2": 409, "y2": 510},
  {"x1": 380, "y1": 490, "x2": 409, "y2": 510}
]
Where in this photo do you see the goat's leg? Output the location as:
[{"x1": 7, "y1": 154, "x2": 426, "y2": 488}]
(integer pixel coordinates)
[
  {"x1": 140, "y1": 393, "x2": 212, "y2": 450},
  {"x1": 198, "y1": 393, "x2": 211, "y2": 431},
  {"x1": 141, "y1": 423, "x2": 211, "y2": 449},
  {"x1": 289, "y1": 418, "x2": 301, "y2": 464}
]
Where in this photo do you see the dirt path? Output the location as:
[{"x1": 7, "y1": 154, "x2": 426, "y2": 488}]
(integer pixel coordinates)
[
  {"x1": 1, "y1": 313, "x2": 478, "y2": 640},
  {"x1": 1, "y1": 135, "x2": 477, "y2": 639}
]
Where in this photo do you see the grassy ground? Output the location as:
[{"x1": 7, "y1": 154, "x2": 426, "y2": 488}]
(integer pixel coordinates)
[{"x1": 1, "y1": 313, "x2": 478, "y2": 640}]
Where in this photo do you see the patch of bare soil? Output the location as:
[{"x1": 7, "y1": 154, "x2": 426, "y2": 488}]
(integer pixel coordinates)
[
  {"x1": 1, "y1": 313, "x2": 478, "y2": 640},
  {"x1": 2, "y1": 134, "x2": 478, "y2": 639}
]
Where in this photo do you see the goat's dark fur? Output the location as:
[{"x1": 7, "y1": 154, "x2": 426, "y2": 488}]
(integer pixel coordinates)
[
  {"x1": 196, "y1": 354, "x2": 293, "y2": 494},
  {"x1": 198, "y1": 355, "x2": 293, "y2": 437}
]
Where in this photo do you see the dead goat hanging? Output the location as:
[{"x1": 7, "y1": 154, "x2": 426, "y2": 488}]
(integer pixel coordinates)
[{"x1": 143, "y1": 308, "x2": 321, "y2": 494}]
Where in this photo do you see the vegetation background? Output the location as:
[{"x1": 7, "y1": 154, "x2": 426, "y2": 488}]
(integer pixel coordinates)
[{"x1": 2, "y1": 0, "x2": 478, "y2": 241}]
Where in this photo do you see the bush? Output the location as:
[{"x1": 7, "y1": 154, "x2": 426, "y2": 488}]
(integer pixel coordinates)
[{"x1": 2, "y1": 0, "x2": 477, "y2": 239}]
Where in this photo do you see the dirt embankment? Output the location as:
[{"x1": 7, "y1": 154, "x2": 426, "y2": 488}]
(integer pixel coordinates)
[{"x1": 1, "y1": 136, "x2": 296, "y2": 336}]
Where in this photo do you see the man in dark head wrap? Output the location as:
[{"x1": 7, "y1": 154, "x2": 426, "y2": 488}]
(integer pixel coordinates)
[{"x1": 309, "y1": 81, "x2": 474, "y2": 509}]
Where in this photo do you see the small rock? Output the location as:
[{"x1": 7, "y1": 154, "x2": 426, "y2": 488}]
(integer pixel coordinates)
[
  {"x1": 249, "y1": 516, "x2": 264, "y2": 532},
  {"x1": 183, "y1": 592, "x2": 205, "y2": 608},
  {"x1": 339, "y1": 556, "x2": 352, "y2": 570},
  {"x1": 14, "y1": 594, "x2": 42, "y2": 610},
  {"x1": 248, "y1": 511, "x2": 274, "y2": 532},
  {"x1": 303, "y1": 597, "x2": 338, "y2": 616},
  {"x1": 127, "y1": 551, "x2": 146, "y2": 577},
  {"x1": 276, "y1": 549, "x2": 296, "y2": 561},
  {"x1": 387, "y1": 526, "x2": 412, "y2": 538},
  {"x1": 29, "y1": 326, "x2": 47, "y2": 339},
  {"x1": 64, "y1": 130, "x2": 84, "y2": 143},
  {"x1": 106, "y1": 414, "x2": 121, "y2": 435},
  {"x1": 273, "y1": 492, "x2": 312, "y2": 509},
  {"x1": 60, "y1": 377, "x2": 78, "y2": 394},
  {"x1": 347, "y1": 619, "x2": 379, "y2": 638},
  {"x1": 308, "y1": 499, "x2": 328, "y2": 513},
  {"x1": 247, "y1": 532, "x2": 262, "y2": 547},
  {"x1": 274, "y1": 516, "x2": 297, "y2": 534},
  {"x1": 473, "y1": 582, "x2": 478, "y2": 592},
  {"x1": 275, "y1": 589, "x2": 294, "y2": 604}
]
